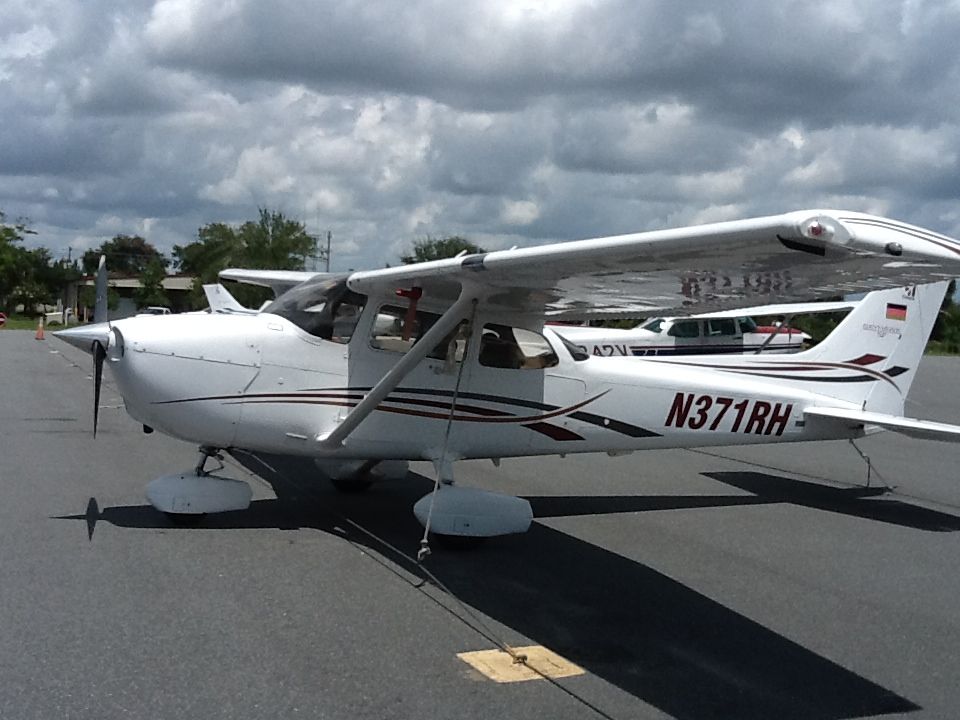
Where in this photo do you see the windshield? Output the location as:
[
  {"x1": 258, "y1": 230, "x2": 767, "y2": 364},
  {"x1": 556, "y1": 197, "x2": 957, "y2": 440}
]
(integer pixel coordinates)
[
  {"x1": 552, "y1": 331, "x2": 590, "y2": 361},
  {"x1": 263, "y1": 275, "x2": 366, "y2": 342},
  {"x1": 641, "y1": 318, "x2": 664, "y2": 333}
]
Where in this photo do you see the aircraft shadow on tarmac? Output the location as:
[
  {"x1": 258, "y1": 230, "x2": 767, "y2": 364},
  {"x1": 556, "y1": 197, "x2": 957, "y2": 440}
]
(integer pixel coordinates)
[
  {"x1": 531, "y1": 470, "x2": 960, "y2": 532},
  {"x1": 56, "y1": 455, "x2": 942, "y2": 720}
]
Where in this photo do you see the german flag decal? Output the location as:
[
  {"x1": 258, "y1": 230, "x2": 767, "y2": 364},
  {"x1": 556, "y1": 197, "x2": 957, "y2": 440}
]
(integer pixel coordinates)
[{"x1": 886, "y1": 303, "x2": 907, "y2": 321}]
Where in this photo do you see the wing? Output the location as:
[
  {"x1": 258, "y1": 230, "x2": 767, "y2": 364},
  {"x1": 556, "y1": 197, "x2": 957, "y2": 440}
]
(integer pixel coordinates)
[
  {"x1": 346, "y1": 210, "x2": 960, "y2": 320},
  {"x1": 219, "y1": 269, "x2": 327, "y2": 296}
]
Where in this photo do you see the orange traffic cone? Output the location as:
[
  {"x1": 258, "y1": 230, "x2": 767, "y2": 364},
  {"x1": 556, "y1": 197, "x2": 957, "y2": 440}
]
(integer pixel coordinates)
[{"x1": 35, "y1": 316, "x2": 45, "y2": 341}]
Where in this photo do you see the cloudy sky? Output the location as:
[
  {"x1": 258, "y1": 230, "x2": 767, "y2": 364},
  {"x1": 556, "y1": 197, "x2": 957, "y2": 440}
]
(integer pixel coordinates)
[{"x1": 3, "y1": 0, "x2": 960, "y2": 271}]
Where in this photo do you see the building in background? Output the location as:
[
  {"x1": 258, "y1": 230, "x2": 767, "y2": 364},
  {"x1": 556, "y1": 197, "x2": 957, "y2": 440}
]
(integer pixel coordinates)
[{"x1": 70, "y1": 274, "x2": 196, "y2": 320}]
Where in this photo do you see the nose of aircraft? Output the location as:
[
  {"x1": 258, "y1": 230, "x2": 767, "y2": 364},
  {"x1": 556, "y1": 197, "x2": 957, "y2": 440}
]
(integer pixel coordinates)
[
  {"x1": 84, "y1": 313, "x2": 260, "y2": 447},
  {"x1": 53, "y1": 321, "x2": 116, "y2": 435},
  {"x1": 53, "y1": 322, "x2": 112, "y2": 355}
]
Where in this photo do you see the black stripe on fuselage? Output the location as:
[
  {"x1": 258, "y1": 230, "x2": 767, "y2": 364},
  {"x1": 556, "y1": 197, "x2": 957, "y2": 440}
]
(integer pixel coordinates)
[{"x1": 159, "y1": 385, "x2": 661, "y2": 439}]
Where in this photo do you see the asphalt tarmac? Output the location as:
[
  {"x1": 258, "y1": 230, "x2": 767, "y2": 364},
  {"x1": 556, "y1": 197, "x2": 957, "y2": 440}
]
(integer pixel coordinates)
[{"x1": 2, "y1": 328, "x2": 960, "y2": 719}]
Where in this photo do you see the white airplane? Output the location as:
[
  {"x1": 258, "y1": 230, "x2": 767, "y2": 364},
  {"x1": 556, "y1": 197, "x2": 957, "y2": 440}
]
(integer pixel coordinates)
[
  {"x1": 55, "y1": 210, "x2": 960, "y2": 543},
  {"x1": 551, "y1": 299, "x2": 856, "y2": 357}
]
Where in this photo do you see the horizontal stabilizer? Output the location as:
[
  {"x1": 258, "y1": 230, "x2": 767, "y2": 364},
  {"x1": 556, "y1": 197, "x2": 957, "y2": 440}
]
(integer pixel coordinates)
[
  {"x1": 219, "y1": 268, "x2": 326, "y2": 296},
  {"x1": 804, "y1": 406, "x2": 960, "y2": 443}
]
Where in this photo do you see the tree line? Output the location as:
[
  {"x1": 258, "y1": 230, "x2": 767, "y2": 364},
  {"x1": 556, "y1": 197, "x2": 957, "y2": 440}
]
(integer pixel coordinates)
[
  {"x1": 0, "y1": 211, "x2": 80, "y2": 316},
  {"x1": 0, "y1": 208, "x2": 483, "y2": 317}
]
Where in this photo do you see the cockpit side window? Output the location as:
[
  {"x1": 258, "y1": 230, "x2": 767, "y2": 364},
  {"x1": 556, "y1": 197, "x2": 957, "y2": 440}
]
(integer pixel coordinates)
[
  {"x1": 263, "y1": 276, "x2": 366, "y2": 343},
  {"x1": 706, "y1": 318, "x2": 737, "y2": 336},
  {"x1": 479, "y1": 324, "x2": 559, "y2": 370},
  {"x1": 667, "y1": 320, "x2": 700, "y2": 338},
  {"x1": 370, "y1": 305, "x2": 468, "y2": 362},
  {"x1": 554, "y1": 332, "x2": 590, "y2": 361}
]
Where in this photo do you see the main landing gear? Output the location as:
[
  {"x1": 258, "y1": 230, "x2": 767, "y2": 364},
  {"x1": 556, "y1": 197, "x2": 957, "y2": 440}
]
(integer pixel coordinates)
[
  {"x1": 412, "y1": 457, "x2": 532, "y2": 545},
  {"x1": 146, "y1": 446, "x2": 253, "y2": 524},
  {"x1": 144, "y1": 448, "x2": 532, "y2": 545}
]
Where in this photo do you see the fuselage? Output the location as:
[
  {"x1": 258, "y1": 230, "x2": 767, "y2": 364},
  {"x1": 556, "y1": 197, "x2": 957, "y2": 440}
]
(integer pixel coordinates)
[{"x1": 103, "y1": 305, "x2": 861, "y2": 463}]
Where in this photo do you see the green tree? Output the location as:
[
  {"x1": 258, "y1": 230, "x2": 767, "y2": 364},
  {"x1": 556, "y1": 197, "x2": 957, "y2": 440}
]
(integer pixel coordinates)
[
  {"x1": 0, "y1": 212, "x2": 53, "y2": 315},
  {"x1": 0, "y1": 213, "x2": 83, "y2": 315},
  {"x1": 78, "y1": 284, "x2": 119, "y2": 315},
  {"x1": 134, "y1": 257, "x2": 170, "y2": 309},
  {"x1": 82, "y1": 235, "x2": 167, "y2": 275},
  {"x1": 400, "y1": 236, "x2": 484, "y2": 264},
  {"x1": 173, "y1": 208, "x2": 314, "y2": 309},
  {"x1": 12, "y1": 248, "x2": 57, "y2": 313},
  {"x1": 239, "y1": 208, "x2": 315, "y2": 270},
  {"x1": 174, "y1": 222, "x2": 238, "y2": 284},
  {"x1": 0, "y1": 213, "x2": 30, "y2": 313}
]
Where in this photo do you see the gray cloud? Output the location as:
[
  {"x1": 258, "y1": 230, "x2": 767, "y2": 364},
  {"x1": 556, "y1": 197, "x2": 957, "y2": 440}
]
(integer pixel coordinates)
[{"x1": 1, "y1": 0, "x2": 959, "y2": 273}]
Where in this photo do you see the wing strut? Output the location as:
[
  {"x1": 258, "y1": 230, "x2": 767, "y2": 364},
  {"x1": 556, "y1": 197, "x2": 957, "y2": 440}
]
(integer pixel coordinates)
[
  {"x1": 318, "y1": 287, "x2": 478, "y2": 449},
  {"x1": 753, "y1": 314, "x2": 794, "y2": 354}
]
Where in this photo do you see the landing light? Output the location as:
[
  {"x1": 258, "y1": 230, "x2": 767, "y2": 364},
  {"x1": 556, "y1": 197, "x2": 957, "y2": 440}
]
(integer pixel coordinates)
[{"x1": 803, "y1": 218, "x2": 833, "y2": 241}]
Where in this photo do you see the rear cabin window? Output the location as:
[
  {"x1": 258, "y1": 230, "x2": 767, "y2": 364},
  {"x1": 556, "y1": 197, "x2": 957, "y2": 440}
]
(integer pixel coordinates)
[
  {"x1": 479, "y1": 324, "x2": 558, "y2": 370},
  {"x1": 370, "y1": 305, "x2": 468, "y2": 362}
]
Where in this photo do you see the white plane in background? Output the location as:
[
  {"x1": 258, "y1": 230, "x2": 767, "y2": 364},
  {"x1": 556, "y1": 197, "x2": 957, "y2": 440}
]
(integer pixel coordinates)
[
  {"x1": 551, "y1": 298, "x2": 856, "y2": 357},
  {"x1": 56, "y1": 210, "x2": 960, "y2": 543}
]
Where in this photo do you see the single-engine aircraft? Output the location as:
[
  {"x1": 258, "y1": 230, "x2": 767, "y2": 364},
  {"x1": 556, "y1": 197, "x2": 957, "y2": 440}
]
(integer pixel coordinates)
[{"x1": 56, "y1": 210, "x2": 960, "y2": 542}]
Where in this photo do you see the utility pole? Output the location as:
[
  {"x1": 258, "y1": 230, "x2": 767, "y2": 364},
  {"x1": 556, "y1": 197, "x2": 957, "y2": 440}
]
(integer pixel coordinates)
[{"x1": 307, "y1": 230, "x2": 333, "y2": 272}]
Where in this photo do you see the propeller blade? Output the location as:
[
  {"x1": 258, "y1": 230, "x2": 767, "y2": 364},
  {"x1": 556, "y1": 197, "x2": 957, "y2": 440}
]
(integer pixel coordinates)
[
  {"x1": 94, "y1": 255, "x2": 108, "y2": 324},
  {"x1": 93, "y1": 340, "x2": 106, "y2": 437}
]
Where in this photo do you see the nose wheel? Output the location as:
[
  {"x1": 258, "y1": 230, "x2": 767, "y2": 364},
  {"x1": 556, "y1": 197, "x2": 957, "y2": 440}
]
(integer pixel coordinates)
[{"x1": 195, "y1": 445, "x2": 225, "y2": 476}]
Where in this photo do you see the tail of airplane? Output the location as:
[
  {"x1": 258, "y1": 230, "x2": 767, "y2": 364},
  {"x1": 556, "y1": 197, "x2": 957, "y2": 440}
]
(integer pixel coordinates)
[
  {"x1": 790, "y1": 281, "x2": 948, "y2": 414},
  {"x1": 203, "y1": 283, "x2": 256, "y2": 314}
]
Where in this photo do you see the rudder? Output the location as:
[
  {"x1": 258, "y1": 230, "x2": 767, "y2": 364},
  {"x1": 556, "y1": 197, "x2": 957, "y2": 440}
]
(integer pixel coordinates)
[{"x1": 794, "y1": 282, "x2": 948, "y2": 414}]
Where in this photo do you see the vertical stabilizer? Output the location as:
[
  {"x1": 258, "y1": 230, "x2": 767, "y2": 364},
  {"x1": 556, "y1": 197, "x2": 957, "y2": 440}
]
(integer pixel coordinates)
[{"x1": 796, "y1": 282, "x2": 948, "y2": 414}]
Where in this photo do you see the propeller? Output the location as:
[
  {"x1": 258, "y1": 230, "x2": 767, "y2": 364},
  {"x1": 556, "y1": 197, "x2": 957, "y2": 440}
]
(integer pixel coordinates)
[
  {"x1": 93, "y1": 255, "x2": 110, "y2": 436},
  {"x1": 93, "y1": 340, "x2": 106, "y2": 437},
  {"x1": 52, "y1": 254, "x2": 112, "y2": 436},
  {"x1": 94, "y1": 254, "x2": 108, "y2": 324}
]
